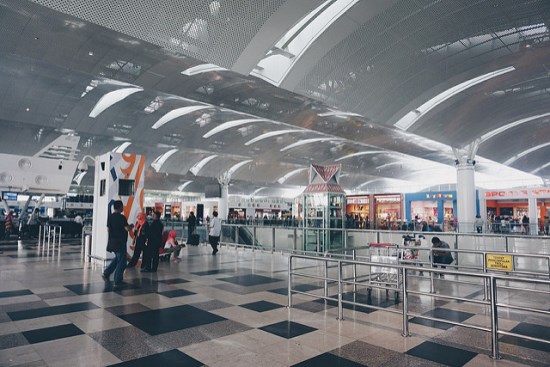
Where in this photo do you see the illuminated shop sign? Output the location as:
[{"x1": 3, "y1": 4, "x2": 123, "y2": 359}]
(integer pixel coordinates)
[
  {"x1": 346, "y1": 198, "x2": 369, "y2": 204},
  {"x1": 484, "y1": 188, "x2": 550, "y2": 198},
  {"x1": 425, "y1": 193, "x2": 454, "y2": 199},
  {"x1": 374, "y1": 195, "x2": 401, "y2": 203}
]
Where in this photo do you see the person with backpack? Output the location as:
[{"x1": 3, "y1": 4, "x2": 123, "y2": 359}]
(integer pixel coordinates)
[{"x1": 431, "y1": 237, "x2": 453, "y2": 278}]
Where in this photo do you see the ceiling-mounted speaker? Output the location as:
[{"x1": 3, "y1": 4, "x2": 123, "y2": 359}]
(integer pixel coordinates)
[
  {"x1": 35, "y1": 175, "x2": 48, "y2": 185},
  {"x1": 18, "y1": 158, "x2": 32, "y2": 170},
  {"x1": 0, "y1": 172, "x2": 13, "y2": 183}
]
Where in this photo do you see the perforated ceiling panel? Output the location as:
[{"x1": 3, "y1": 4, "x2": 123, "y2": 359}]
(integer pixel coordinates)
[
  {"x1": 31, "y1": 0, "x2": 286, "y2": 68},
  {"x1": 295, "y1": 0, "x2": 550, "y2": 125}
]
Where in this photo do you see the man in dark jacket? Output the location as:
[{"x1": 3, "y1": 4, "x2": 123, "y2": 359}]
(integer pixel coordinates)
[
  {"x1": 103, "y1": 200, "x2": 134, "y2": 289},
  {"x1": 142, "y1": 211, "x2": 163, "y2": 272},
  {"x1": 187, "y1": 211, "x2": 196, "y2": 243}
]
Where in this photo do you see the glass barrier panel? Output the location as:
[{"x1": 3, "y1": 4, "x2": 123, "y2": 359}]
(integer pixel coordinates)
[{"x1": 274, "y1": 227, "x2": 295, "y2": 252}]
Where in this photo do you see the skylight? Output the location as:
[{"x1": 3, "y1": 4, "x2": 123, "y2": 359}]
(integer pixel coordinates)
[
  {"x1": 251, "y1": 0, "x2": 359, "y2": 86},
  {"x1": 181, "y1": 63, "x2": 227, "y2": 76},
  {"x1": 277, "y1": 168, "x2": 308, "y2": 184},
  {"x1": 151, "y1": 149, "x2": 178, "y2": 172},
  {"x1": 503, "y1": 142, "x2": 550, "y2": 166},
  {"x1": 112, "y1": 142, "x2": 131, "y2": 153},
  {"x1": 89, "y1": 87, "x2": 143, "y2": 118},
  {"x1": 189, "y1": 155, "x2": 218, "y2": 175},
  {"x1": 203, "y1": 119, "x2": 268, "y2": 138},
  {"x1": 245, "y1": 129, "x2": 307, "y2": 145},
  {"x1": 177, "y1": 181, "x2": 193, "y2": 192},
  {"x1": 479, "y1": 112, "x2": 550, "y2": 144},
  {"x1": 531, "y1": 162, "x2": 550, "y2": 174},
  {"x1": 227, "y1": 160, "x2": 253, "y2": 176},
  {"x1": 394, "y1": 66, "x2": 516, "y2": 131},
  {"x1": 152, "y1": 106, "x2": 211, "y2": 129},
  {"x1": 280, "y1": 138, "x2": 344, "y2": 152},
  {"x1": 335, "y1": 150, "x2": 387, "y2": 161}
]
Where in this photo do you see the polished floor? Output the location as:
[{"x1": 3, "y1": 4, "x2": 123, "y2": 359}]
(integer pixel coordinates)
[{"x1": 0, "y1": 238, "x2": 549, "y2": 366}]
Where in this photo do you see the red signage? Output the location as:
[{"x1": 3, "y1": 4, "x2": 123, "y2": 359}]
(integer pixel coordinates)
[{"x1": 484, "y1": 189, "x2": 550, "y2": 198}]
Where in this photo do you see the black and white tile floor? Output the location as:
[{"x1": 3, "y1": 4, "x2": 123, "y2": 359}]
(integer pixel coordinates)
[{"x1": 0, "y1": 239, "x2": 548, "y2": 366}]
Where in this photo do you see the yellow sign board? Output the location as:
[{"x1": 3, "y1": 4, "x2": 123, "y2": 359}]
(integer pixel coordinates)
[{"x1": 486, "y1": 254, "x2": 513, "y2": 271}]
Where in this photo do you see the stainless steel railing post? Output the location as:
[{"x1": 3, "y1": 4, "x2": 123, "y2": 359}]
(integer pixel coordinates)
[
  {"x1": 490, "y1": 276, "x2": 500, "y2": 360},
  {"x1": 337, "y1": 260, "x2": 343, "y2": 320},
  {"x1": 58, "y1": 227, "x2": 62, "y2": 256},
  {"x1": 401, "y1": 267, "x2": 409, "y2": 337},
  {"x1": 483, "y1": 252, "x2": 489, "y2": 301},
  {"x1": 324, "y1": 260, "x2": 329, "y2": 299},
  {"x1": 37, "y1": 225, "x2": 42, "y2": 247},
  {"x1": 272, "y1": 227, "x2": 275, "y2": 253},
  {"x1": 288, "y1": 255, "x2": 293, "y2": 307},
  {"x1": 353, "y1": 249, "x2": 357, "y2": 293},
  {"x1": 47, "y1": 225, "x2": 51, "y2": 254}
]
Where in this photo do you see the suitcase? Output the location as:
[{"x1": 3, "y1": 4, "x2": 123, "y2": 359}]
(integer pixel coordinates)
[{"x1": 188, "y1": 233, "x2": 200, "y2": 246}]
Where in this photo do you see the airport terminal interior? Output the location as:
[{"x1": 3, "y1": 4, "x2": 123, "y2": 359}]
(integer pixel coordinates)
[{"x1": 1, "y1": 0, "x2": 550, "y2": 366}]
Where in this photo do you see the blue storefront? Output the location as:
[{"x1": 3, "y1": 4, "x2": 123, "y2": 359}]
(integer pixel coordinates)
[
  {"x1": 405, "y1": 191, "x2": 457, "y2": 228},
  {"x1": 405, "y1": 191, "x2": 480, "y2": 230}
]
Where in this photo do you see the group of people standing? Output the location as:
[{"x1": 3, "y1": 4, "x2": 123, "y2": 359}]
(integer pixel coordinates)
[
  {"x1": 102, "y1": 201, "x2": 165, "y2": 289},
  {"x1": 102, "y1": 200, "x2": 222, "y2": 289}
]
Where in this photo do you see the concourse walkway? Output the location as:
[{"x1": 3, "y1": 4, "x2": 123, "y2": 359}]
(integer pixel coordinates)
[{"x1": 0, "y1": 238, "x2": 548, "y2": 366}]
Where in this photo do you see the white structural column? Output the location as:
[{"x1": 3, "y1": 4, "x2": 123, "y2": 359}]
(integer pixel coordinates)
[
  {"x1": 454, "y1": 142, "x2": 479, "y2": 233},
  {"x1": 456, "y1": 162, "x2": 476, "y2": 232},
  {"x1": 528, "y1": 197, "x2": 538, "y2": 235},
  {"x1": 218, "y1": 172, "x2": 231, "y2": 221}
]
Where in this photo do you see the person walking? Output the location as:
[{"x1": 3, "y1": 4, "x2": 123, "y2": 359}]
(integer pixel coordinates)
[
  {"x1": 208, "y1": 211, "x2": 222, "y2": 255},
  {"x1": 187, "y1": 211, "x2": 196, "y2": 244},
  {"x1": 431, "y1": 236, "x2": 453, "y2": 278},
  {"x1": 142, "y1": 211, "x2": 163, "y2": 272},
  {"x1": 474, "y1": 215, "x2": 484, "y2": 233},
  {"x1": 4, "y1": 211, "x2": 14, "y2": 240},
  {"x1": 127, "y1": 212, "x2": 149, "y2": 268},
  {"x1": 102, "y1": 200, "x2": 134, "y2": 289}
]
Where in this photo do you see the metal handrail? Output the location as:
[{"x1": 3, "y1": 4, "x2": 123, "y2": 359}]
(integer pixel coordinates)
[{"x1": 287, "y1": 253, "x2": 550, "y2": 360}]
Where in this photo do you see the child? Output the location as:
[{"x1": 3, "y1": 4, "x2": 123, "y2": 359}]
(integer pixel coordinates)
[{"x1": 164, "y1": 230, "x2": 184, "y2": 262}]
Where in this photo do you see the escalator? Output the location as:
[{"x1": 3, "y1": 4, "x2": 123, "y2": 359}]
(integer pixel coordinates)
[{"x1": 222, "y1": 226, "x2": 264, "y2": 249}]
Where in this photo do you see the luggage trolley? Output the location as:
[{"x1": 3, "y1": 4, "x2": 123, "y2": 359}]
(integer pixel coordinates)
[
  {"x1": 401, "y1": 234, "x2": 425, "y2": 274},
  {"x1": 367, "y1": 243, "x2": 401, "y2": 300}
]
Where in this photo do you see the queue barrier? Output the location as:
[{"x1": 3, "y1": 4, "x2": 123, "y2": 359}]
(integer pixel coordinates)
[
  {"x1": 287, "y1": 254, "x2": 550, "y2": 360},
  {"x1": 37, "y1": 224, "x2": 62, "y2": 256}
]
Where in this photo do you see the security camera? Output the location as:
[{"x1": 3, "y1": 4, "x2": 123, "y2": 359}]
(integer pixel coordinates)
[{"x1": 77, "y1": 161, "x2": 88, "y2": 173}]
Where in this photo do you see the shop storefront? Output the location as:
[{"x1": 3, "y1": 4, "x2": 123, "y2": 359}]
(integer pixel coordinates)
[
  {"x1": 481, "y1": 188, "x2": 550, "y2": 234},
  {"x1": 404, "y1": 191, "x2": 457, "y2": 231},
  {"x1": 345, "y1": 195, "x2": 370, "y2": 228},
  {"x1": 373, "y1": 194, "x2": 402, "y2": 230}
]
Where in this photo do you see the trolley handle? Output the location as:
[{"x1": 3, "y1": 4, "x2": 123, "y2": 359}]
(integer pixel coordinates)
[{"x1": 368, "y1": 242, "x2": 396, "y2": 247}]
